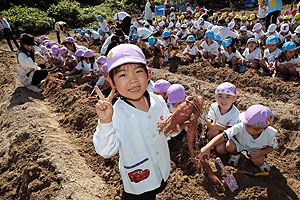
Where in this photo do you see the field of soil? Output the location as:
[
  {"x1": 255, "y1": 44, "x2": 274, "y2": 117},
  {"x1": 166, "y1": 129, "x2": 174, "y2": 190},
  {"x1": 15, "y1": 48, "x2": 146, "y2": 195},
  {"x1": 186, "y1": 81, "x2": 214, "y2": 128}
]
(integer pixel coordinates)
[{"x1": 0, "y1": 34, "x2": 300, "y2": 200}]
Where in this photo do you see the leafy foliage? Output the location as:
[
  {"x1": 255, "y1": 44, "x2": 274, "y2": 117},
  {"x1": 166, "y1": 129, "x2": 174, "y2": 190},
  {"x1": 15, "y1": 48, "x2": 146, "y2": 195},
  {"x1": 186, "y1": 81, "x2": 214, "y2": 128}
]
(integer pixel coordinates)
[{"x1": 2, "y1": 6, "x2": 55, "y2": 36}]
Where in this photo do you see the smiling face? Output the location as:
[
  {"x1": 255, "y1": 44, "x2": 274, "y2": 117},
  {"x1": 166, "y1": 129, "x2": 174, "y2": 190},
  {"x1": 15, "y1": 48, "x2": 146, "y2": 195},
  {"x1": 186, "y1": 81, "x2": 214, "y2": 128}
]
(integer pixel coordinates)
[
  {"x1": 215, "y1": 93, "x2": 236, "y2": 113},
  {"x1": 111, "y1": 63, "x2": 149, "y2": 101}
]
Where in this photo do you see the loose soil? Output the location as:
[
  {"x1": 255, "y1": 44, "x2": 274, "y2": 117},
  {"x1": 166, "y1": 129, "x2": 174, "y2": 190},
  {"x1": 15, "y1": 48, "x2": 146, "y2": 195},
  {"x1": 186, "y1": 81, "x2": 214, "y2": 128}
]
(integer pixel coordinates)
[{"x1": 0, "y1": 36, "x2": 300, "y2": 200}]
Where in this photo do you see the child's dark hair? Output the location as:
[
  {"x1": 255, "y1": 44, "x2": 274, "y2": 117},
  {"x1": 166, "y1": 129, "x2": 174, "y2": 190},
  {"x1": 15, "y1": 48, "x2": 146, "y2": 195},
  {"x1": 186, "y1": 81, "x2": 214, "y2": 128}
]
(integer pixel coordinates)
[
  {"x1": 89, "y1": 56, "x2": 96, "y2": 69},
  {"x1": 109, "y1": 64, "x2": 148, "y2": 85}
]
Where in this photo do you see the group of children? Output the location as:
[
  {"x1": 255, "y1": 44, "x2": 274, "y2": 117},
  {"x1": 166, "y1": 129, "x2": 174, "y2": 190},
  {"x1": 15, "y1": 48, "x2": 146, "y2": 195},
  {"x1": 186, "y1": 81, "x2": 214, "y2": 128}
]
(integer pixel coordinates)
[
  {"x1": 92, "y1": 43, "x2": 278, "y2": 199},
  {"x1": 58, "y1": 7, "x2": 300, "y2": 85},
  {"x1": 27, "y1": 8, "x2": 284, "y2": 199}
]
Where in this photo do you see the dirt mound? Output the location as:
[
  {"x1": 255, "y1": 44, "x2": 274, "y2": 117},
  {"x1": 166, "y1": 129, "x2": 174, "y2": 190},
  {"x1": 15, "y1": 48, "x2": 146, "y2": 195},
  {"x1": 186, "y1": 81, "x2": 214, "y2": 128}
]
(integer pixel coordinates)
[{"x1": 1, "y1": 44, "x2": 300, "y2": 199}]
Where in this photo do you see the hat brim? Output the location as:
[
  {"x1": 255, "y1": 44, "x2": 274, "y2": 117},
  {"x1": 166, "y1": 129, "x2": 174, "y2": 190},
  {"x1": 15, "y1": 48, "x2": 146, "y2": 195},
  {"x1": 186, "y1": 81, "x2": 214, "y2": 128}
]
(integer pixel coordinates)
[
  {"x1": 239, "y1": 112, "x2": 247, "y2": 124},
  {"x1": 108, "y1": 57, "x2": 146, "y2": 72}
]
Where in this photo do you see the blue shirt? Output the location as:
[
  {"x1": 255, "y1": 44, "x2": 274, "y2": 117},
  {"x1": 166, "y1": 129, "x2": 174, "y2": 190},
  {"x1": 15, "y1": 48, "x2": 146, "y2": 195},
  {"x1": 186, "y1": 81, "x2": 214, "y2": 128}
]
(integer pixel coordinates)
[{"x1": 266, "y1": 0, "x2": 282, "y2": 13}]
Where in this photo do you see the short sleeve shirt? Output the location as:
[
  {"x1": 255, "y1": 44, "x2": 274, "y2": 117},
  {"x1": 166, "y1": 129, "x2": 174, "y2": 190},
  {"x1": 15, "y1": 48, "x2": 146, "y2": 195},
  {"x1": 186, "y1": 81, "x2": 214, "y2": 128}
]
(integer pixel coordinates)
[
  {"x1": 243, "y1": 48, "x2": 262, "y2": 60},
  {"x1": 207, "y1": 102, "x2": 241, "y2": 127},
  {"x1": 224, "y1": 122, "x2": 278, "y2": 152}
]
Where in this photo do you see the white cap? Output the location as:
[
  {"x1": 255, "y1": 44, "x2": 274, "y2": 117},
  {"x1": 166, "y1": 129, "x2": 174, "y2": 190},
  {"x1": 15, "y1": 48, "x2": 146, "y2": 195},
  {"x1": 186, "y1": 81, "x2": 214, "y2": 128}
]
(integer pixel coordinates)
[
  {"x1": 228, "y1": 22, "x2": 235, "y2": 30},
  {"x1": 175, "y1": 22, "x2": 181, "y2": 28},
  {"x1": 252, "y1": 23, "x2": 262, "y2": 32},
  {"x1": 295, "y1": 26, "x2": 300, "y2": 34},
  {"x1": 280, "y1": 23, "x2": 289, "y2": 33},
  {"x1": 181, "y1": 24, "x2": 187, "y2": 29},
  {"x1": 159, "y1": 21, "x2": 165, "y2": 27},
  {"x1": 153, "y1": 21, "x2": 157, "y2": 25},
  {"x1": 168, "y1": 22, "x2": 174, "y2": 28},
  {"x1": 247, "y1": 37, "x2": 258, "y2": 44},
  {"x1": 145, "y1": 21, "x2": 150, "y2": 26},
  {"x1": 240, "y1": 26, "x2": 247, "y2": 31},
  {"x1": 268, "y1": 24, "x2": 277, "y2": 33},
  {"x1": 197, "y1": 18, "x2": 204, "y2": 24}
]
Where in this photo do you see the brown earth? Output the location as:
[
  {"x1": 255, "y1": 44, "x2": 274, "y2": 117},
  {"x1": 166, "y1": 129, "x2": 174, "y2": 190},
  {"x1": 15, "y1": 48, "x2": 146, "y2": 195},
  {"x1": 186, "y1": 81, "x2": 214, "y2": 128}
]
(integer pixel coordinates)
[{"x1": 0, "y1": 37, "x2": 300, "y2": 200}]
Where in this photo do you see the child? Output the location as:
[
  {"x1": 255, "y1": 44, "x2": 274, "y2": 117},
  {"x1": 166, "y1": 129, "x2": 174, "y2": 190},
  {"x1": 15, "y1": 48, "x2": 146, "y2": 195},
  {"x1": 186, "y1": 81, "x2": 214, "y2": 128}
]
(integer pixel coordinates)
[
  {"x1": 97, "y1": 15, "x2": 109, "y2": 34},
  {"x1": 152, "y1": 79, "x2": 171, "y2": 101},
  {"x1": 59, "y1": 47, "x2": 77, "y2": 70},
  {"x1": 166, "y1": 84, "x2": 186, "y2": 113},
  {"x1": 262, "y1": 35, "x2": 282, "y2": 76},
  {"x1": 220, "y1": 38, "x2": 243, "y2": 70},
  {"x1": 292, "y1": 26, "x2": 300, "y2": 46},
  {"x1": 241, "y1": 38, "x2": 263, "y2": 71},
  {"x1": 93, "y1": 44, "x2": 180, "y2": 199},
  {"x1": 182, "y1": 35, "x2": 201, "y2": 62},
  {"x1": 49, "y1": 45, "x2": 62, "y2": 69},
  {"x1": 162, "y1": 31, "x2": 180, "y2": 60},
  {"x1": 88, "y1": 29, "x2": 101, "y2": 47},
  {"x1": 277, "y1": 41, "x2": 300, "y2": 84},
  {"x1": 238, "y1": 26, "x2": 253, "y2": 46},
  {"x1": 199, "y1": 30, "x2": 219, "y2": 65},
  {"x1": 176, "y1": 24, "x2": 190, "y2": 40},
  {"x1": 252, "y1": 23, "x2": 266, "y2": 44},
  {"x1": 278, "y1": 23, "x2": 292, "y2": 43},
  {"x1": 199, "y1": 105, "x2": 278, "y2": 172},
  {"x1": 206, "y1": 82, "x2": 240, "y2": 154}
]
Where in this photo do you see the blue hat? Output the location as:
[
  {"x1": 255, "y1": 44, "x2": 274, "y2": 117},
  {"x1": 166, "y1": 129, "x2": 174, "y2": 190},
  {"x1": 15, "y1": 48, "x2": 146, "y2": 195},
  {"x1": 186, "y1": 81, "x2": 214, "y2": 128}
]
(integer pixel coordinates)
[
  {"x1": 162, "y1": 31, "x2": 171, "y2": 38},
  {"x1": 80, "y1": 30, "x2": 85, "y2": 35},
  {"x1": 130, "y1": 25, "x2": 136, "y2": 33},
  {"x1": 85, "y1": 29, "x2": 90, "y2": 33},
  {"x1": 76, "y1": 28, "x2": 81, "y2": 32},
  {"x1": 266, "y1": 35, "x2": 279, "y2": 44},
  {"x1": 214, "y1": 35, "x2": 221, "y2": 41},
  {"x1": 97, "y1": 15, "x2": 103, "y2": 20},
  {"x1": 99, "y1": 29, "x2": 104, "y2": 35},
  {"x1": 132, "y1": 33, "x2": 138, "y2": 40},
  {"x1": 282, "y1": 41, "x2": 296, "y2": 51},
  {"x1": 148, "y1": 36, "x2": 156, "y2": 45},
  {"x1": 73, "y1": 29, "x2": 77, "y2": 32},
  {"x1": 222, "y1": 38, "x2": 232, "y2": 48},
  {"x1": 187, "y1": 35, "x2": 195, "y2": 42},
  {"x1": 205, "y1": 30, "x2": 214, "y2": 39},
  {"x1": 93, "y1": 25, "x2": 98, "y2": 29}
]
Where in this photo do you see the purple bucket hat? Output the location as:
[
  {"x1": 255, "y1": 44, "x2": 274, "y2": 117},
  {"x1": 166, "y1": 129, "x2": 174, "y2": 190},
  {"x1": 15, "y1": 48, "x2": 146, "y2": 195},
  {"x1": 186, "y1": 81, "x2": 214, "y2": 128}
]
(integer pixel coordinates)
[
  {"x1": 40, "y1": 35, "x2": 46, "y2": 40},
  {"x1": 153, "y1": 79, "x2": 171, "y2": 93},
  {"x1": 167, "y1": 84, "x2": 186, "y2": 104},
  {"x1": 96, "y1": 56, "x2": 107, "y2": 64},
  {"x1": 36, "y1": 38, "x2": 42, "y2": 43},
  {"x1": 215, "y1": 82, "x2": 236, "y2": 96},
  {"x1": 59, "y1": 47, "x2": 68, "y2": 56},
  {"x1": 106, "y1": 44, "x2": 146, "y2": 73},
  {"x1": 62, "y1": 37, "x2": 75, "y2": 44},
  {"x1": 239, "y1": 105, "x2": 274, "y2": 128},
  {"x1": 43, "y1": 40, "x2": 50, "y2": 46},
  {"x1": 75, "y1": 49, "x2": 85, "y2": 57},
  {"x1": 101, "y1": 63, "x2": 108, "y2": 73},
  {"x1": 83, "y1": 49, "x2": 94, "y2": 58},
  {"x1": 51, "y1": 45, "x2": 60, "y2": 55},
  {"x1": 50, "y1": 41, "x2": 57, "y2": 47}
]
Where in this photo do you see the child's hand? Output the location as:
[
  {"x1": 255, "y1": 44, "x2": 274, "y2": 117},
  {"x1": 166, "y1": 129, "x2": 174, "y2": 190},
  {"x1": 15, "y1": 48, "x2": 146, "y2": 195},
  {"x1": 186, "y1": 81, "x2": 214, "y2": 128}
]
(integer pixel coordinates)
[
  {"x1": 95, "y1": 86, "x2": 116, "y2": 124},
  {"x1": 198, "y1": 145, "x2": 211, "y2": 160},
  {"x1": 250, "y1": 149, "x2": 262, "y2": 159}
]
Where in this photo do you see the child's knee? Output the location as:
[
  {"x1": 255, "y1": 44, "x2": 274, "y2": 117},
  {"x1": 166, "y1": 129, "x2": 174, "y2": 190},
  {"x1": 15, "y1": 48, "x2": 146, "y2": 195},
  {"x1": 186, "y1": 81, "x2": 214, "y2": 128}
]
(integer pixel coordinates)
[
  {"x1": 226, "y1": 140, "x2": 237, "y2": 153},
  {"x1": 288, "y1": 67, "x2": 298, "y2": 77},
  {"x1": 216, "y1": 143, "x2": 227, "y2": 154}
]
